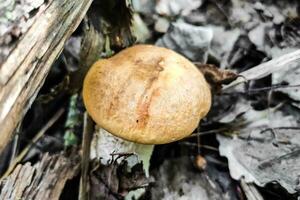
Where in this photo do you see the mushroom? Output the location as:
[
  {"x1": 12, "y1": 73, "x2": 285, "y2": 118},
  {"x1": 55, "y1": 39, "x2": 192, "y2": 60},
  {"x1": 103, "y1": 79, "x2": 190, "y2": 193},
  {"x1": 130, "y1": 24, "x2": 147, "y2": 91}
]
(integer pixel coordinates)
[{"x1": 82, "y1": 44, "x2": 211, "y2": 176}]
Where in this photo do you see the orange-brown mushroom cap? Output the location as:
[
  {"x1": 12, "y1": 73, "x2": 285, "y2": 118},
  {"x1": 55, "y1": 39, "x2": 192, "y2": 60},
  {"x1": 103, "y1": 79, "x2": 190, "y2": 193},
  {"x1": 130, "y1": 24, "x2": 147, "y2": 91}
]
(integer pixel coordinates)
[{"x1": 83, "y1": 45, "x2": 211, "y2": 144}]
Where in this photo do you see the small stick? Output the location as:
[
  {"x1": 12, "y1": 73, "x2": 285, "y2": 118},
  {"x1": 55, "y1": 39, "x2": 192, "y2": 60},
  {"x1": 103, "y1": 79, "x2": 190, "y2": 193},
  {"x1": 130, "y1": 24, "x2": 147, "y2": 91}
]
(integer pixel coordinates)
[
  {"x1": 240, "y1": 178, "x2": 264, "y2": 200},
  {"x1": 79, "y1": 112, "x2": 94, "y2": 200},
  {"x1": 223, "y1": 49, "x2": 300, "y2": 91}
]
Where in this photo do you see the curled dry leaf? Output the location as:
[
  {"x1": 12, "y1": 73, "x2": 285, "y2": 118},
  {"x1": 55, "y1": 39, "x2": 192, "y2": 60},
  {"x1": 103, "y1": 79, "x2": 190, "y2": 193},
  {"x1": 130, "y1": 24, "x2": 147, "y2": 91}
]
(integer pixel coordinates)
[{"x1": 195, "y1": 63, "x2": 239, "y2": 93}]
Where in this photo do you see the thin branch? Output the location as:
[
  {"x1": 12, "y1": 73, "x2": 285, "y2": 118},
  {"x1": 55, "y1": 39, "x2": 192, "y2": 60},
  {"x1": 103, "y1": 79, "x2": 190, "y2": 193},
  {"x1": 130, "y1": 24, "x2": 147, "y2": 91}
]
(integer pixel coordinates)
[
  {"x1": 223, "y1": 49, "x2": 300, "y2": 91},
  {"x1": 189, "y1": 126, "x2": 300, "y2": 138},
  {"x1": 223, "y1": 84, "x2": 300, "y2": 95},
  {"x1": 79, "y1": 112, "x2": 94, "y2": 200},
  {"x1": 180, "y1": 142, "x2": 219, "y2": 152},
  {"x1": 240, "y1": 178, "x2": 264, "y2": 200}
]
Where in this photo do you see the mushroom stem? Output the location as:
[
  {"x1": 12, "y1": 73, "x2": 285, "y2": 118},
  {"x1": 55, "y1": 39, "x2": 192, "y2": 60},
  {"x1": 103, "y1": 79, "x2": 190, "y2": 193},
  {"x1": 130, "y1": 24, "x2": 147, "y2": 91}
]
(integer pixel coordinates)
[{"x1": 90, "y1": 126, "x2": 154, "y2": 177}]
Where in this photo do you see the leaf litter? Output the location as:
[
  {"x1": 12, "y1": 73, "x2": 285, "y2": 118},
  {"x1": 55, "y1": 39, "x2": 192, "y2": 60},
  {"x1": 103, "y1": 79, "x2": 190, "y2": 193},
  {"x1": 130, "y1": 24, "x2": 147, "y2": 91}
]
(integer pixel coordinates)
[{"x1": 2, "y1": 0, "x2": 300, "y2": 199}]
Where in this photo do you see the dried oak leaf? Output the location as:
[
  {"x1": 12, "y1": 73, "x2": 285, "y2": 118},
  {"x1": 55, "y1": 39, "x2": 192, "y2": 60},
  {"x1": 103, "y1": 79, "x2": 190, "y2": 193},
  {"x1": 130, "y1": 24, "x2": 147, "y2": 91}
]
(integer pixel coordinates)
[{"x1": 195, "y1": 63, "x2": 239, "y2": 93}]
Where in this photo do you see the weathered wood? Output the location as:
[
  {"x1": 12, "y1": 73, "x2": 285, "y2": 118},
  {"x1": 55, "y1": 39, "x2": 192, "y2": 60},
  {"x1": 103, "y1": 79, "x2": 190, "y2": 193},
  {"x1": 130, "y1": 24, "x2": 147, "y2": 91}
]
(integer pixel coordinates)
[
  {"x1": 0, "y1": 0, "x2": 93, "y2": 155},
  {"x1": 0, "y1": 153, "x2": 80, "y2": 200}
]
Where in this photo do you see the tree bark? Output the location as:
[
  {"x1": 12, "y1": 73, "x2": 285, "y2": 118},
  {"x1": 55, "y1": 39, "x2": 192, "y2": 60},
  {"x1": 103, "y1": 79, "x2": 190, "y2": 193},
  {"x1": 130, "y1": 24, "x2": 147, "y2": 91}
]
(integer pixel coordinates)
[
  {"x1": 0, "y1": 153, "x2": 80, "y2": 200},
  {"x1": 0, "y1": 0, "x2": 93, "y2": 155}
]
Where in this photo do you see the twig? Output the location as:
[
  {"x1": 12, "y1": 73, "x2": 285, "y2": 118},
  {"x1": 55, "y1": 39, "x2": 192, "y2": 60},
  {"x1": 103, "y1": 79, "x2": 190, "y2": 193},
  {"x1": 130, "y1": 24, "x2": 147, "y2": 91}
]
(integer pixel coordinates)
[
  {"x1": 223, "y1": 49, "x2": 300, "y2": 91},
  {"x1": 9, "y1": 124, "x2": 21, "y2": 166},
  {"x1": 258, "y1": 148, "x2": 300, "y2": 170},
  {"x1": 79, "y1": 112, "x2": 94, "y2": 200},
  {"x1": 240, "y1": 178, "x2": 264, "y2": 200},
  {"x1": 0, "y1": 108, "x2": 65, "y2": 180},
  {"x1": 222, "y1": 84, "x2": 300, "y2": 95},
  {"x1": 189, "y1": 126, "x2": 300, "y2": 138},
  {"x1": 261, "y1": 126, "x2": 300, "y2": 133},
  {"x1": 189, "y1": 127, "x2": 233, "y2": 137},
  {"x1": 180, "y1": 142, "x2": 219, "y2": 151}
]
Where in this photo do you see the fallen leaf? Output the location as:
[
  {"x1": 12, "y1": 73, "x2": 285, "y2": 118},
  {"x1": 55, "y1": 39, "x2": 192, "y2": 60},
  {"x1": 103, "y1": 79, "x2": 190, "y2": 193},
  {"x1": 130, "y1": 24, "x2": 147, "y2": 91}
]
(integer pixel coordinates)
[{"x1": 156, "y1": 22, "x2": 213, "y2": 63}]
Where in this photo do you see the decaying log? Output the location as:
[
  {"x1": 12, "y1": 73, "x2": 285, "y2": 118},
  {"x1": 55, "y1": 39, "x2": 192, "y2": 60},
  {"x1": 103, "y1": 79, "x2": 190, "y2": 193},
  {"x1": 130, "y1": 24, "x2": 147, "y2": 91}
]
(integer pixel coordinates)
[
  {"x1": 0, "y1": 153, "x2": 80, "y2": 200},
  {"x1": 0, "y1": 0, "x2": 93, "y2": 155}
]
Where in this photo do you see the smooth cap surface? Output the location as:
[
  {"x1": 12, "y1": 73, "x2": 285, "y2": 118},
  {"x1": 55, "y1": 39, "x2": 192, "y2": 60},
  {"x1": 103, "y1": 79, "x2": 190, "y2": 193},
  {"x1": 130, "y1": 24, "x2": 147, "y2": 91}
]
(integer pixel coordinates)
[{"x1": 83, "y1": 45, "x2": 211, "y2": 144}]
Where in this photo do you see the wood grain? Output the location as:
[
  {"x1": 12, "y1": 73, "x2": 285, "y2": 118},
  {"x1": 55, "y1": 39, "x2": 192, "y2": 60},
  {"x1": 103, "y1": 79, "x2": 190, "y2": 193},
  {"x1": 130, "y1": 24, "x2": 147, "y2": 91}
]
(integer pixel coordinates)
[
  {"x1": 0, "y1": 153, "x2": 80, "y2": 200},
  {"x1": 0, "y1": 0, "x2": 92, "y2": 155}
]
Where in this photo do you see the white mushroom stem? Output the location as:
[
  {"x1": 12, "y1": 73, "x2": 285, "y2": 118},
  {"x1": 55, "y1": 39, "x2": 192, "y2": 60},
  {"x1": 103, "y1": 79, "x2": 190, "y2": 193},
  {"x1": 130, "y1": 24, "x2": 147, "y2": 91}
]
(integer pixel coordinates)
[{"x1": 90, "y1": 126, "x2": 154, "y2": 177}]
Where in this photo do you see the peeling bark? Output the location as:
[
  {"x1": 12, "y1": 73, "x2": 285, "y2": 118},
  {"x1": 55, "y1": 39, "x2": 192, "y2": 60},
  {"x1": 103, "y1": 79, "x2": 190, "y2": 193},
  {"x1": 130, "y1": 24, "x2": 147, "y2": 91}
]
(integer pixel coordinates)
[{"x1": 0, "y1": 153, "x2": 80, "y2": 200}]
